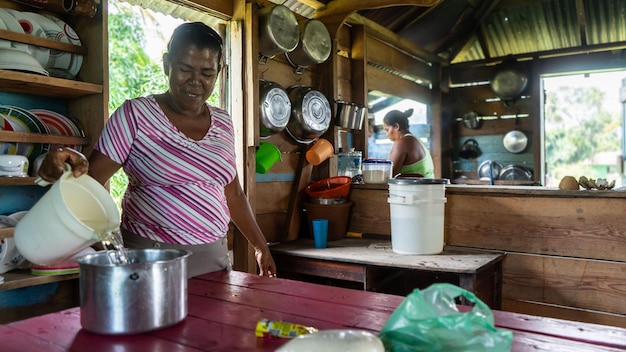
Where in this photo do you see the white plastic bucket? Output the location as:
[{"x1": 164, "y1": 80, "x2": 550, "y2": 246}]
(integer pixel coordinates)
[
  {"x1": 14, "y1": 168, "x2": 120, "y2": 265},
  {"x1": 387, "y1": 178, "x2": 449, "y2": 255}
]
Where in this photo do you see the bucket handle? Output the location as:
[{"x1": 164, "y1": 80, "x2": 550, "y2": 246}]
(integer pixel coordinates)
[{"x1": 34, "y1": 163, "x2": 72, "y2": 187}]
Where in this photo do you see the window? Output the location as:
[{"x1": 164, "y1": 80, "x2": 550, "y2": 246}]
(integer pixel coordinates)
[
  {"x1": 367, "y1": 90, "x2": 430, "y2": 159},
  {"x1": 542, "y1": 71, "x2": 625, "y2": 188}
]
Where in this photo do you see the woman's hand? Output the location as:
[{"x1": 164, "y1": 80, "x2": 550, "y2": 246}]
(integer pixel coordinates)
[
  {"x1": 37, "y1": 147, "x2": 89, "y2": 182},
  {"x1": 255, "y1": 246, "x2": 278, "y2": 277}
]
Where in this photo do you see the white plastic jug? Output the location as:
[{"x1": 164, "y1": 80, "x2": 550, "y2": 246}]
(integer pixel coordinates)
[{"x1": 14, "y1": 167, "x2": 120, "y2": 265}]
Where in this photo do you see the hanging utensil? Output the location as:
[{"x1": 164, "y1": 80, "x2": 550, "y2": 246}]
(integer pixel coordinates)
[
  {"x1": 503, "y1": 112, "x2": 528, "y2": 153},
  {"x1": 458, "y1": 139, "x2": 481, "y2": 159},
  {"x1": 462, "y1": 111, "x2": 481, "y2": 129},
  {"x1": 490, "y1": 56, "x2": 528, "y2": 107}
]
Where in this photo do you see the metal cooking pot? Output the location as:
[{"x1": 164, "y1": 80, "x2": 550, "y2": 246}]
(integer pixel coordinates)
[
  {"x1": 77, "y1": 249, "x2": 191, "y2": 335},
  {"x1": 490, "y1": 57, "x2": 528, "y2": 106},
  {"x1": 477, "y1": 160, "x2": 503, "y2": 180},
  {"x1": 458, "y1": 138, "x2": 481, "y2": 159},
  {"x1": 257, "y1": 5, "x2": 299, "y2": 64},
  {"x1": 335, "y1": 100, "x2": 366, "y2": 130},
  {"x1": 259, "y1": 80, "x2": 291, "y2": 138},
  {"x1": 462, "y1": 111, "x2": 481, "y2": 129},
  {"x1": 286, "y1": 85, "x2": 332, "y2": 144},
  {"x1": 499, "y1": 164, "x2": 533, "y2": 181},
  {"x1": 286, "y1": 19, "x2": 332, "y2": 74}
]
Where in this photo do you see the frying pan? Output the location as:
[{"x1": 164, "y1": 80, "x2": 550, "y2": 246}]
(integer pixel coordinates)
[
  {"x1": 490, "y1": 56, "x2": 528, "y2": 107},
  {"x1": 503, "y1": 113, "x2": 528, "y2": 153}
]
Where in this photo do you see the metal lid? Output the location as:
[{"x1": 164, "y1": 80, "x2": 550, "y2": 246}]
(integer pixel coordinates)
[
  {"x1": 388, "y1": 178, "x2": 450, "y2": 185},
  {"x1": 363, "y1": 158, "x2": 392, "y2": 164}
]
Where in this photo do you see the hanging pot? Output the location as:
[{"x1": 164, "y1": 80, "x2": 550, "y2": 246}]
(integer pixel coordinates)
[
  {"x1": 503, "y1": 113, "x2": 528, "y2": 153},
  {"x1": 458, "y1": 138, "x2": 481, "y2": 159},
  {"x1": 335, "y1": 100, "x2": 366, "y2": 130},
  {"x1": 285, "y1": 19, "x2": 332, "y2": 74},
  {"x1": 259, "y1": 80, "x2": 291, "y2": 138},
  {"x1": 257, "y1": 5, "x2": 299, "y2": 64},
  {"x1": 462, "y1": 111, "x2": 481, "y2": 129},
  {"x1": 286, "y1": 85, "x2": 332, "y2": 144},
  {"x1": 490, "y1": 56, "x2": 528, "y2": 107}
]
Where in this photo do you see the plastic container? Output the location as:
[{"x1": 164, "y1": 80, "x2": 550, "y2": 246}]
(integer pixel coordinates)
[
  {"x1": 304, "y1": 201, "x2": 352, "y2": 241},
  {"x1": 387, "y1": 178, "x2": 449, "y2": 254},
  {"x1": 305, "y1": 176, "x2": 351, "y2": 199},
  {"x1": 362, "y1": 159, "x2": 393, "y2": 184},
  {"x1": 14, "y1": 167, "x2": 120, "y2": 265},
  {"x1": 337, "y1": 150, "x2": 362, "y2": 178}
]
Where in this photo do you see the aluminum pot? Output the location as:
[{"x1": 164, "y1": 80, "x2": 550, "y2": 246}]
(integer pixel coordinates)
[
  {"x1": 462, "y1": 111, "x2": 481, "y2": 129},
  {"x1": 286, "y1": 85, "x2": 332, "y2": 144},
  {"x1": 257, "y1": 5, "x2": 299, "y2": 64},
  {"x1": 259, "y1": 80, "x2": 291, "y2": 137},
  {"x1": 77, "y1": 249, "x2": 191, "y2": 335},
  {"x1": 335, "y1": 100, "x2": 366, "y2": 130},
  {"x1": 286, "y1": 19, "x2": 332, "y2": 74},
  {"x1": 490, "y1": 57, "x2": 528, "y2": 106}
]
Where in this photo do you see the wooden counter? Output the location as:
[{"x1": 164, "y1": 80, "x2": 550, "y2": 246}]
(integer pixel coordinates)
[
  {"x1": 270, "y1": 238, "x2": 504, "y2": 308},
  {"x1": 347, "y1": 183, "x2": 626, "y2": 328},
  {"x1": 3, "y1": 270, "x2": 626, "y2": 352}
]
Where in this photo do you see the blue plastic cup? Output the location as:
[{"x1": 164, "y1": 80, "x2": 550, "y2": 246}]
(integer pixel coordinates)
[{"x1": 312, "y1": 219, "x2": 328, "y2": 249}]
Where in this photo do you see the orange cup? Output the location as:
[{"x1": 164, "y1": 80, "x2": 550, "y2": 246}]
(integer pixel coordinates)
[{"x1": 306, "y1": 138, "x2": 334, "y2": 166}]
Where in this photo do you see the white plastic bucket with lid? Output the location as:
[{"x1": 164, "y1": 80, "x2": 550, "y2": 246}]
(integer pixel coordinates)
[
  {"x1": 387, "y1": 178, "x2": 449, "y2": 255},
  {"x1": 14, "y1": 167, "x2": 120, "y2": 266}
]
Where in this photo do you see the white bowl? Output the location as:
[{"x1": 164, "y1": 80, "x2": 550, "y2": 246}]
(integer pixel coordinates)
[{"x1": 0, "y1": 47, "x2": 48, "y2": 75}]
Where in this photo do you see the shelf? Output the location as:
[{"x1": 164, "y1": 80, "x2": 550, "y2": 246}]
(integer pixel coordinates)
[
  {"x1": 0, "y1": 69, "x2": 102, "y2": 98},
  {"x1": 0, "y1": 269, "x2": 78, "y2": 291},
  {"x1": 0, "y1": 29, "x2": 86, "y2": 55},
  {"x1": 0, "y1": 131, "x2": 89, "y2": 145},
  {"x1": 0, "y1": 227, "x2": 14, "y2": 239},
  {"x1": 0, "y1": 177, "x2": 37, "y2": 186}
]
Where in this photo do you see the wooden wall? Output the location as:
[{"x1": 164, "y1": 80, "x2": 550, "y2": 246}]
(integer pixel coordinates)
[
  {"x1": 347, "y1": 185, "x2": 626, "y2": 329},
  {"x1": 441, "y1": 61, "x2": 538, "y2": 183}
]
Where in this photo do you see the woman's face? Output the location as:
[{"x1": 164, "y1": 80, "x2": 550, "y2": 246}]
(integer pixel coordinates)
[
  {"x1": 163, "y1": 43, "x2": 221, "y2": 111},
  {"x1": 384, "y1": 122, "x2": 400, "y2": 141}
]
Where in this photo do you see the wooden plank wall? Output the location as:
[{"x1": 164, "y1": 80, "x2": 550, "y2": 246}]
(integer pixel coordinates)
[
  {"x1": 441, "y1": 61, "x2": 537, "y2": 182},
  {"x1": 253, "y1": 17, "x2": 353, "y2": 243}
]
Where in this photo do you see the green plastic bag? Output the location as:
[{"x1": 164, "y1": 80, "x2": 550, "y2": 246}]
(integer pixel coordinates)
[{"x1": 378, "y1": 283, "x2": 513, "y2": 352}]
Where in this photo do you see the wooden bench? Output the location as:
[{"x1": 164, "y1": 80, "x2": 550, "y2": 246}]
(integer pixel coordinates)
[{"x1": 270, "y1": 238, "x2": 505, "y2": 308}]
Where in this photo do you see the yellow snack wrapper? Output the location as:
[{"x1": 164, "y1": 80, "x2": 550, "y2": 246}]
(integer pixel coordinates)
[{"x1": 255, "y1": 318, "x2": 318, "y2": 338}]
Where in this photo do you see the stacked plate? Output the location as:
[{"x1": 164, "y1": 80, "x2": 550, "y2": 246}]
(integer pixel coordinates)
[
  {"x1": 0, "y1": 105, "x2": 84, "y2": 160},
  {"x1": 30, "y1": 108, "x2": 84, "y2": 152},
  {"x1": 0, "y1": 105, "x2": 50, "y2": 158},
  {"x1": 0, "y1": 8, "x2": 83, "y2": 78}
]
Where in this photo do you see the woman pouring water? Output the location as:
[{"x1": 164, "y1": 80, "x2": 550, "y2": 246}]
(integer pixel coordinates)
[
  {"x1": 37, "y1": 22, "x2": 277, "y2": 278},
  {"x1": 382, "y1": 109, "x2": 435, "y2": 178}
]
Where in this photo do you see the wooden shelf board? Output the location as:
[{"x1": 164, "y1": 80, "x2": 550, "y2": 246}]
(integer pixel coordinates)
[
  {"x1": 0, "y1": 269, "x2": 78, "y2": 291},
  {"x1": 0, "y1": 131, "x2": 88, "y2": 145},
  {"x1": 0, "y1": 29, "x2": 86, "y2": 55},
  {"x1": 0, "y1": 227, "x2": 14, "y2": 239},
  {"x1": 0, "y1": 177, "x2": 37, "y2": 186},
  {"x1": 0, "y1": 70, "x2": 102, "y2": 98}
]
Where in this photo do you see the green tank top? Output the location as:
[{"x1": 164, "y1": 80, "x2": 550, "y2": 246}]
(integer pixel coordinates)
[{"x1": 399, "y1": 135, "x2": 435, "y2": 178}]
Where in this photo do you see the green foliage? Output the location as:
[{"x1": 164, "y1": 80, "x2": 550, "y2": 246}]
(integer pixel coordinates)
[{"x1": 544, "y1": 85, "x2": 621, "y2": 183}]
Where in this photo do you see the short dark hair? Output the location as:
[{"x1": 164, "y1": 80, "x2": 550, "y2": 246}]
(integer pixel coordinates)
[
  {"x1": 383, "y1": 109, "x2": 413, "y2": 129},
  {"x1": 167, "y1": 22, "x2": 223, "y2": 64}
]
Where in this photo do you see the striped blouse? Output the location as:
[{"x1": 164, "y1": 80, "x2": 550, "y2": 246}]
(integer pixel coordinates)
[{"x1": 95, "y1": 96, "x2": 236, "y2": 245}]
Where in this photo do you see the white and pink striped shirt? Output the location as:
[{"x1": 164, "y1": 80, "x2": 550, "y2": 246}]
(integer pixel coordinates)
[{"x1": 95, "y1": 96, "x2": 236, "y2": 245}]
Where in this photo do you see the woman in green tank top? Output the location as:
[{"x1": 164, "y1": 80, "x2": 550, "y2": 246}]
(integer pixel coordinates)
[{"x1": 383, "y1": 109, "x2": 435, "y2": 178}]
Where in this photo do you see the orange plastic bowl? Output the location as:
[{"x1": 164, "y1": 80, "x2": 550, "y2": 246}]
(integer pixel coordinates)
[{"x1": 305, "y1": 176, "x2": 352, "y2": 199}]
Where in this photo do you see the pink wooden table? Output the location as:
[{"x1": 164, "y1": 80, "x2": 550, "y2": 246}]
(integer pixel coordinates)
[{"x1": 2, "y1": 270, "x2": 626, "y2": 351}]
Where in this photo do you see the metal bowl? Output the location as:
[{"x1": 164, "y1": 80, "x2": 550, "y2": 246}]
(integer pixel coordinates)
[{"x1": 477, "y1": 160, "x2": 503, "y2": 180}]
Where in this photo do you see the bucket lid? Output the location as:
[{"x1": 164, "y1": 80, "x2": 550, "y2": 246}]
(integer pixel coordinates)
[
  {"x1": 363, "y1": 158, "x2": 392, "y2": 165},
  {"x1": 388, "y1": 178, "x2": 450, "y2": 185}
]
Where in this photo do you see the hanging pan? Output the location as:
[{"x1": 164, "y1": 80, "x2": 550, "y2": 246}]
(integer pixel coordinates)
[
  {"x1": 503, "y1": 113, "x2": 528, "y2": 154},
  {"x1": 490, "y1": 56, "x2": 528, "y2": 107}
]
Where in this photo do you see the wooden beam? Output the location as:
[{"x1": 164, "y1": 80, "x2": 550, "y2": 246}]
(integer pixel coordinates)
[
  {"x1": 313, "y1": 0, "x2": 442, "y2": 36},
  {"x1": 347, "y1": 12, "x2": 442, "y2": 64}
]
